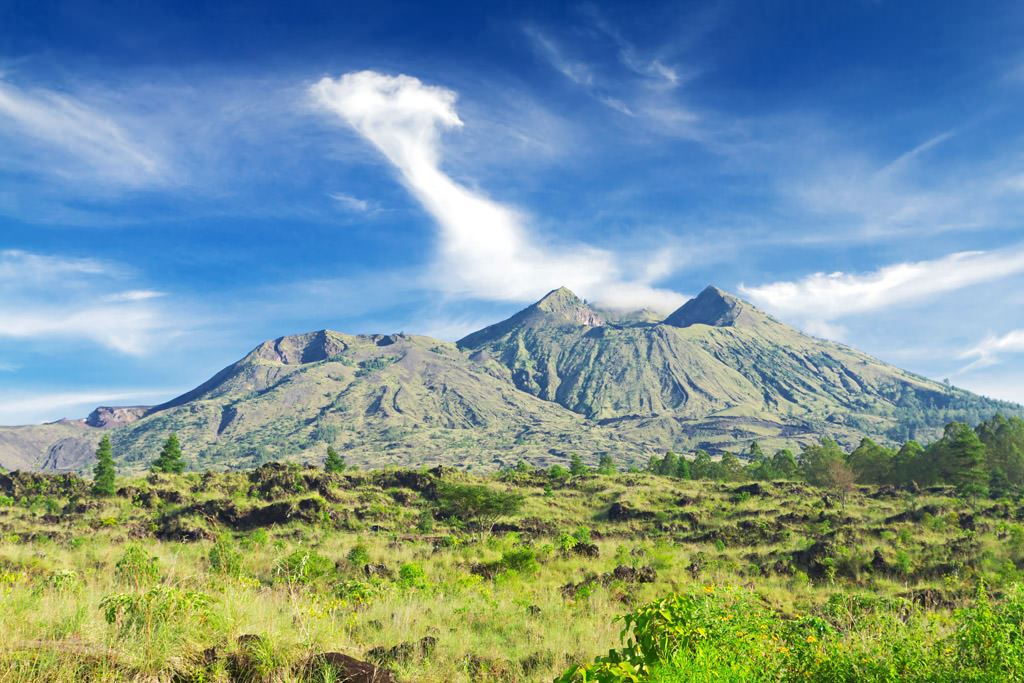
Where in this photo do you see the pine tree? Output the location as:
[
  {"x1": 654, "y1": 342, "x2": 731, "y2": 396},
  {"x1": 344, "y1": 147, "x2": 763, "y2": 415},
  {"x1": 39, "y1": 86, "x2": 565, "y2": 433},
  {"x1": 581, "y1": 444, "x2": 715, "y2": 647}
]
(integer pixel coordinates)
[
  {"x1": 92, "y1": 435, "x2": 116, "y2": 496},
  {"x1": 596, "y1": 453, "x2": 616, "y2": 475},
  {"x1": 691, "y1": 450, "x2": 714, "y2": 479},
  {"x1": 325, "y1": 446, "x2": 346, "y2": 473},
  {"x1": 675, "y1": 457, "x2": 691, "y2": 480},
  {"x1": 771, "y1": 449, "x2": 798, "y2": 479},
  {"x1": 151, "y1": 433, "x2": 185, "y2": 474},
  {"x1": 569, "y1": 453, "x2": 587, "y2": 476},
  {"x1": 933, "y1": 423, "x2": 988, "y2": 497}
]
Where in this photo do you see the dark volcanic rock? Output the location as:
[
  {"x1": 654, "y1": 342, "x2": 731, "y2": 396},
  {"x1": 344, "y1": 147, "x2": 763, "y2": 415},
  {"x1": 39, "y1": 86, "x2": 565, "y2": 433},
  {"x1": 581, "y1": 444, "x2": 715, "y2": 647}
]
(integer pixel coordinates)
[
  {"x1": 367, "y1": 636, "x2": 437, "y2": 665},
  {"x1": 306, "y1": 652, "x2": 398, "y2": 683},
  {"x1": 0, "y1": 471, "x2": 88, "y2": 499},
  {"x1": 607, "y1": 502, "x2": 655, "y2": 522}
]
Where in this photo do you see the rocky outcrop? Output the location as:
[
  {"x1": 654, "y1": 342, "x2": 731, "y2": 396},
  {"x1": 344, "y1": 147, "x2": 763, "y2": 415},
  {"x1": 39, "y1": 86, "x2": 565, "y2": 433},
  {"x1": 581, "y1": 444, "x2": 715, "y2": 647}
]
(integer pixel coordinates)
[{"x1": 85, "y1": 406, "x2": 149, "y2": 429}]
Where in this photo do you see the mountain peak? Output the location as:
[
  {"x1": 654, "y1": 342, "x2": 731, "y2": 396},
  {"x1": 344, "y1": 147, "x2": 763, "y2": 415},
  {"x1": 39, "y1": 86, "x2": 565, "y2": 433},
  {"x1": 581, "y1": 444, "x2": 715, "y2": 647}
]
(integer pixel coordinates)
[
  {"x1": 458, "y1": 286, "x2": 602, "y2": 348},
  {"x1": 663, "y1": 285, "x2": 756, "y2": 328}
]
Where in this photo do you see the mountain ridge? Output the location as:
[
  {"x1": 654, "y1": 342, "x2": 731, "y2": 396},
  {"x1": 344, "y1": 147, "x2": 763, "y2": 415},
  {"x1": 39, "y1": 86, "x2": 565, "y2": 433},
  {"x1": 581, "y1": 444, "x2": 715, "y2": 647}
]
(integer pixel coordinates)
[{"x1": 1, "y1": 285, "x2": 1020, "y2": 473}]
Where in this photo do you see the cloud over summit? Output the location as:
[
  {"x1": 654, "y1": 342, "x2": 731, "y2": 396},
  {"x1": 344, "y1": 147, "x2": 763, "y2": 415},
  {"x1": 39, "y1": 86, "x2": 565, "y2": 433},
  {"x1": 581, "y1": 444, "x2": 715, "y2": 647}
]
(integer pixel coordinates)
[{"x1": 310, "y1": 70, "x2": 684, "y2": 312}]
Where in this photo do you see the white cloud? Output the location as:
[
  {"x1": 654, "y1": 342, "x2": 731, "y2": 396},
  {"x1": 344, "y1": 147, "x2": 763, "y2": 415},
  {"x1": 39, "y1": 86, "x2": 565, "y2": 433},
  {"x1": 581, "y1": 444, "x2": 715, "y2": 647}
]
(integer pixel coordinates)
[
  {"x1": 103, "y1": 290, "x2": 166, "y2": 302},
  {"x1": 524, "y1": 28, "x2": 594, "y2": 86},
  {"x1": 960, "y1": 329, "x2": 1024, "y2": 370},
  {"x1": 329, "y1": 192, "x2": 372, "y2": 212},
  {"x1": 0, "y1": 79, "x2": 168, "y2": 186},
  {"x1": 310, "y1": 70, "x2": 684, "y2": 311},
  {"x1": 740, "y1": 246, "x2": 1024, "y2": 336},
  {"x1": 0, "y1": 250, "x2": 176, "y2": 355},
  {"x1": 0, "y1": 388, "x2": 175, "y2": 425}
]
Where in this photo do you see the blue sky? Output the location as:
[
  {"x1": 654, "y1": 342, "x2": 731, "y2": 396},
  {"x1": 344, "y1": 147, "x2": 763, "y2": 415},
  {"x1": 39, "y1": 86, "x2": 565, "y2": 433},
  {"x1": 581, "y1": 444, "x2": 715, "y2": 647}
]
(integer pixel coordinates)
[{"x1": 1, "y1": 0, "x2": 1024, "y2": 424}]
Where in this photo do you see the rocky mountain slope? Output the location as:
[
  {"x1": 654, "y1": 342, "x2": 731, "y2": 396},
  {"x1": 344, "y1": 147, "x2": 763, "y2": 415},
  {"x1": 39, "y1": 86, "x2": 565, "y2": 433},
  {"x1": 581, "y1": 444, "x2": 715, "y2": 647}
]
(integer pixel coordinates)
[{"x1": 0, "y1": 286, "x2": 1019, "y2": 473}]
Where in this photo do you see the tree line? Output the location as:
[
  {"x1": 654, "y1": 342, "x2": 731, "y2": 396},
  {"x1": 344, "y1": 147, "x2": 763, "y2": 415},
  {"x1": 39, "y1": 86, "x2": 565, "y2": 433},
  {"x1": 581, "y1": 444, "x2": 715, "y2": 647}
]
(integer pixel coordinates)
[{"x1": 646, "y1": 414, "x2": 1024, "y2": 498}]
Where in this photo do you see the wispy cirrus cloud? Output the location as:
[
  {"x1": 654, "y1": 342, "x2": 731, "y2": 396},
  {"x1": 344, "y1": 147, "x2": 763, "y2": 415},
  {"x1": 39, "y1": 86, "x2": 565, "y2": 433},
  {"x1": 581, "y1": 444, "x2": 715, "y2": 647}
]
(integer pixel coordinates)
[
  {"x1": 960, "y1": 330, "x2": 1024, "y2": 371},
  {"x1": 0, "y1": 250, "x2": 179, "y2": 355},
  {"x1": 523, "y1": 23, "x2": 701, "y2": 139},
  {"x1": 328, "y1": 192, "x2": 374, "y2": 213},
  {"x1": 310, "y1": 70, "x2": 684, "y2": 311},
  {"x1": 0, "y1": 388, "x2": 178, "y2": 425},
  {"x1": 740, "y1": 245, "x2": 1024, "y2": 338},
  {"x1": 0, "y1": 78, "x2": 170, "y2": 186}
]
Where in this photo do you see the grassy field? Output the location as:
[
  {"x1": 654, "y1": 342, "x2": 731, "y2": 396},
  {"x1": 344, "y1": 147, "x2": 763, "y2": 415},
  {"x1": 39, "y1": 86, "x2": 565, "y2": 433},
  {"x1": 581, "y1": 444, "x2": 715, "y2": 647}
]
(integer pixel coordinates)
[{"x1": 0, "y1": 463, "x2": 1023, "y2": 681}]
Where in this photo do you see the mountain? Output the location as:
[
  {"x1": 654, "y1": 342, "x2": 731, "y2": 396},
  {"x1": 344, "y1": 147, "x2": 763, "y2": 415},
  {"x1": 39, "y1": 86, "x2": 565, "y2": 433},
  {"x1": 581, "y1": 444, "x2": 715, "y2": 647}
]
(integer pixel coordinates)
[{"x1": 1, "y1": 286, "x2": 1019, "y2": 473}]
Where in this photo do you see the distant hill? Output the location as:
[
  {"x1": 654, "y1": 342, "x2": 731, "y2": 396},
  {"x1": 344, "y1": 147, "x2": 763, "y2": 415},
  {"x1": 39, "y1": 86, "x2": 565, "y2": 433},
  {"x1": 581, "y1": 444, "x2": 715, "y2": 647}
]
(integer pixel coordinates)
[{"x1": 1, "y1": 286, "x2": 1019, "y2": 473}]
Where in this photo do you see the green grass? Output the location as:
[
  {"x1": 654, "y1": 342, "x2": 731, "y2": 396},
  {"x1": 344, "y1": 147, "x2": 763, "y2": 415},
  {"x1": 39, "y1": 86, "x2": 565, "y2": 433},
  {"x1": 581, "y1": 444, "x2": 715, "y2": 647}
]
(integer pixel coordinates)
[{"x1": 1, "y1": 465, "x2": 1023, "y2": 680}]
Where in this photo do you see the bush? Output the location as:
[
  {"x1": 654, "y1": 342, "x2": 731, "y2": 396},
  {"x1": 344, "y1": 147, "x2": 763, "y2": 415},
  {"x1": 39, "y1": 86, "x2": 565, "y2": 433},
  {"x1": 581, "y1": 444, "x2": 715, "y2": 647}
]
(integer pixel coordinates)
[
  {"x1": 275, "y1": 549, "x2": 333, "y2": 585},
  {"x1": 101, "y1": 586, "x2": 213, "y2": 637},
  {"x1": 397, "y1": 562, "x2": 429, "y2": 589},
  {"x1": 499, "y1": 547, "x2": 539, "y2": 575},
  {"x1": 114, "y1": 544, "x2": 160, "y2": 589},
  {"x1": 558, "y1": 583, "x2": 1024, "y2": 682},
  {"x1": 209, "y1": 535, "x2": 243, "y2": 576},
  {"x1": 346, "y1": 541, "x2": 370, "y2": 566}
]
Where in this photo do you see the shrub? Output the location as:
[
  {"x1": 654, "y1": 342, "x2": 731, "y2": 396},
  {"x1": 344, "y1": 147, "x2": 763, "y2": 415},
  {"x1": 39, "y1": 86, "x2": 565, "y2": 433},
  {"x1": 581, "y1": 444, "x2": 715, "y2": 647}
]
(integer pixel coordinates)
[
  {"x1": 397, "y1": 562, "x2": 429, "y2": 590},
  {"x1": 275, "y1": 549, "x2": 333, "y2": 585},
  {"x1": 100, "y1": 586, "x2": 213, "y2": 637},
  {"x1": 346, "y1": 541, "x2": 370, "y2": 566},
  {"x1": 499, "y1": 547, "x2": 539, "y2": 575},
  {"x1": 37, "y1": 569, "x2": 82, "y2": 595},
  {"x1": 416, "y1": 508, "x2": 435, "y2": 533},
  {"x1": 114, "y1": 544, "x2": 160, "y2": 589},
  {"x1": 209, "y1": 535, "x2": 243, "y2": 576}
]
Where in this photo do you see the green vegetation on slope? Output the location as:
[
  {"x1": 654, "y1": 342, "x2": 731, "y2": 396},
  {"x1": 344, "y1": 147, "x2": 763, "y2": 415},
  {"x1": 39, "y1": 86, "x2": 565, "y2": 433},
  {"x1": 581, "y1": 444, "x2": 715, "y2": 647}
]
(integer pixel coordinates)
[
  {"x1": 0, "y1": 287, "x2": 1019, "y2": 474},
  {"x1": 3, "y1": 446, "x2": 1024, "y2": 681}
]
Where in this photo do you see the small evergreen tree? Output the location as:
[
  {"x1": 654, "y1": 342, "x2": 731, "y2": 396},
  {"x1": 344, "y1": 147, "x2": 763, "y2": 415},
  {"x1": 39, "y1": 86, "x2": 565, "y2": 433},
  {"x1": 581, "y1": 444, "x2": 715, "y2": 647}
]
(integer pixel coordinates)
[
  {"x1": 596, "y1": 453, "x2": 616, "y2": 475},
  {"x1": 847, "y1": 437, "x2": 896, "y2": 484},
  {"x1": 569, "y1": 453, "x2": 587, "y2": 476},
  {"x1": 151, "y1": 433, "x2": 185, "y2": 474},
  {"x1": 800, "y1": 438, "x2": 846, "y2": 487},
  {"x1": 324, "y1": 446, "x2": 346, "y2": 473},
  {"x1": 932, "y1": 422, "x2": 988, "y2": 497},
  {"x1": 675, "y1": 456, "x2": 691, "y2": 480},
  {"x1": 717, "y1": 452, "x2": 744, "y2": 481},
  {"x1": 771, "y1": 449, "x2": 799, "y2": 479},
  {"x1": 658, "y1": 451, "x2": 681, "y2": 477},
  {"x1": 92, "y1": 435, "x2": 116, "y2": 496},
  {"x1": 691, "y1": 450, "x2": 715, "y2": 479}
]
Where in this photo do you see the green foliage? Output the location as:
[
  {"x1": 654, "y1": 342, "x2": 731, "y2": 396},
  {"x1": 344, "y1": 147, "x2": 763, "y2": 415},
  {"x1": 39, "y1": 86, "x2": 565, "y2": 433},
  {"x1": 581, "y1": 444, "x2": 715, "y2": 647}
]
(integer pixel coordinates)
[
  {"x1": 570, "y1": 454, "x2": 588, "y2": 476},
  {"x1": 92, "y1": 435, "x2": 117, "y2": 496},
  {"x1": 847, "y1": 437, "x2": 896, "y2": 484},
  {"x1": 932, "y1": 422, "x2": 989, "y2": 497},
  {"x1": 799, "y1": 437, "x2": 846, "y2": 486},
  {"x1": 397, "y1": 562, "x2": 429, "y2": 589},
  {"x1": 151, "y1": 434, "x2": 186, "y2": 474},
  {"x1": 345, "y1": 541, "x2": 370, "y2": 567},
  {"x1": 101, "y1": 586, "x2": 213, "y2": 637},
  {"x1": 275, "y1": 549, "x2": 333, "y2": 585},
  {"x1": 434, "y1": 481, "x2": 523, "y2": 531},
  {"x1": 114, "y1": 544, "x2": 160, "y2": 589},
  {"x1": 208, "y1": 535, "x2": 242, "y2": 576},
  {"x1": 559, "y1": 583, "x2": 1024, "y2": 682},
  {"x1": 597, "y1": 453, "x2": 617, "y2": 475},
  {"x1": 548, "y1": 465, "x2": 571, "y2": 482},
  {"x1": 416, "y1": 508, "x2": 435, "y2": 533},
  {"x1": 324, "y1": 445, "x2": 346, "y2": 473},
  {"x1": 498, "y1": 547, "x2": 539, "y2": 575}
]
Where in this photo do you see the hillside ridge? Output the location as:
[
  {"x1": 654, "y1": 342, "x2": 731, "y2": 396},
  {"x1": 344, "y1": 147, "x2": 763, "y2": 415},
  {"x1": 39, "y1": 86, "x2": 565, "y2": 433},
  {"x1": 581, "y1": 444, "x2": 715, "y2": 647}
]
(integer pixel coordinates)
[{"x1": 0, "y1": 285, "x2": 1020, "y2": 473}]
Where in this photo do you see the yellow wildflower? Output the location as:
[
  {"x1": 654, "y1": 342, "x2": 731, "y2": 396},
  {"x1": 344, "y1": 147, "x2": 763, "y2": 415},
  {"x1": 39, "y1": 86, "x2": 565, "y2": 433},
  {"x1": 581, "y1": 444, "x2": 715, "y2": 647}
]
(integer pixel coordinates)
[{"x1": 806, "y1": 635, "x2": 817, "y2": 644}]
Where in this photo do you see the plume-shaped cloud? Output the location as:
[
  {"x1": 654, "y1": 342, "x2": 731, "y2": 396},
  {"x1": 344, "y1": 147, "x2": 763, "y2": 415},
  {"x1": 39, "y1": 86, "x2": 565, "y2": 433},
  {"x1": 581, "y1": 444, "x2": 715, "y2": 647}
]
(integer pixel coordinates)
[{"x1": 310, "y1": 70, "x2": 684, "y2": 311}]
